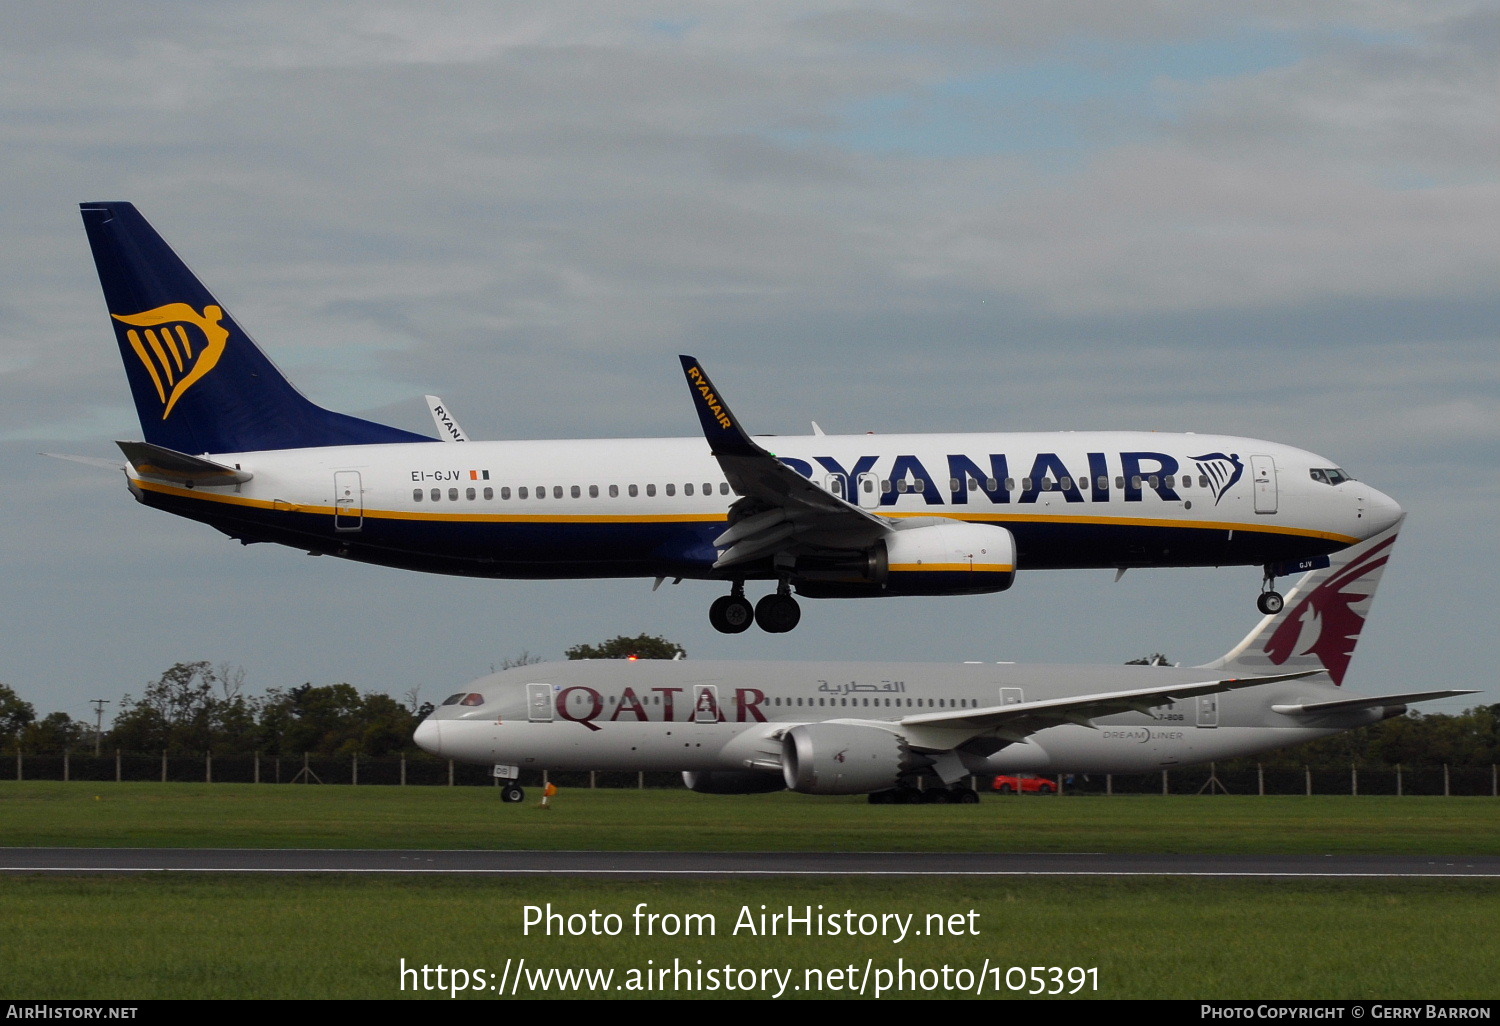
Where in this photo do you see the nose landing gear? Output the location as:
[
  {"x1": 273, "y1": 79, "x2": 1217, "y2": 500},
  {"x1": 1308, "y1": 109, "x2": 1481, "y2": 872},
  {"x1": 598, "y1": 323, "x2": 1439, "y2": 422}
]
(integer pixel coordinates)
[{"x1": 1258, "y1": 566, "x2": 1284, "y2": 615}]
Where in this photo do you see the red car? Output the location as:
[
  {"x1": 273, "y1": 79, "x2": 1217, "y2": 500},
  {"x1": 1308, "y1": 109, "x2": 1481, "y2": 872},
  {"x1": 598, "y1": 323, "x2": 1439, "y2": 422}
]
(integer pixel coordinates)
[{"x1": 992, "y1": 774, "x2": 1058, "y2": 795}]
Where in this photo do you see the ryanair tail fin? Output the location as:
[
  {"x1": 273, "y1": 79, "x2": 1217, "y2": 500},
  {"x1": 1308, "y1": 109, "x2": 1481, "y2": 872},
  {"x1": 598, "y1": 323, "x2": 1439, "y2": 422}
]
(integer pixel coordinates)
[
  {"x1": 1203, "y1": 515, "x2": 1404, "y2": 686},
  {"x1": 80, "y1": 202, "x2": 432, "y2": 454}
]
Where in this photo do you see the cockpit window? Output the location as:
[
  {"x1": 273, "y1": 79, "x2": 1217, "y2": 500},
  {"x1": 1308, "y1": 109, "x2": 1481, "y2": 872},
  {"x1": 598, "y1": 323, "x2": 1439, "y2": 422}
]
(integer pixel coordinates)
[
  {"x1": 440, "y1": 693, "x2": 466, "y2": 706},
  {"x1": 459, "y1": 693, "x2": 486, "y2": 707},
  {"x1": 1310, "y1": 468, "x2": 1355, "y2": 486}
]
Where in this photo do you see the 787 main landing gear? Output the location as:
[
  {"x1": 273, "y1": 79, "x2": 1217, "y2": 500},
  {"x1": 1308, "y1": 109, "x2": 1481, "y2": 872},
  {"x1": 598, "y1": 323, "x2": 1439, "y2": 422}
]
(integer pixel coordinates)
[{"x1": 708, "y1": 581, "x2": 802, "y2": 634}]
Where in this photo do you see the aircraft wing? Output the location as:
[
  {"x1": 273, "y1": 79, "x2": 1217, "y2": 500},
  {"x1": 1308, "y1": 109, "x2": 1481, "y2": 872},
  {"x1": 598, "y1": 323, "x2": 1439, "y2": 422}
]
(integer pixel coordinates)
[
  {"x1": 1271, "y1": 690, "x2": 1479, "y2": 715},
  {"x1": 893, "y1": 669, "x2": 1324, "y2": 750},
  {"x1": 679, "y1": 356, "x2": 889, "y2": 568}
]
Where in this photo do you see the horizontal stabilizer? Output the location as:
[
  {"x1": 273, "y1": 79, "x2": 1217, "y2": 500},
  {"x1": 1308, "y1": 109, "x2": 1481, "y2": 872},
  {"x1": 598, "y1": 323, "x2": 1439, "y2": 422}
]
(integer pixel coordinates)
[
  {"x1": 116, "y1": 440, "x2": 253, "y2": 486},
  {"x1": 1272, "y1": 690, "x2": 1478, "y2": 715}
]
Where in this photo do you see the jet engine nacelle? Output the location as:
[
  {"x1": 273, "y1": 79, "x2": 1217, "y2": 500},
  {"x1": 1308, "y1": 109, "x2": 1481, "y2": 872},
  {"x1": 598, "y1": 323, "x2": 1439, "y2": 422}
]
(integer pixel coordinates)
[
  {"x1": 781, "y1": 723, "x2": 912, "y2": 795},
  {"x1": 681, "y1": 770, "x2": 786, "y2": 795},
  {"x1": 795, "y1": 520, "x2": 1017, "y2": 598}
]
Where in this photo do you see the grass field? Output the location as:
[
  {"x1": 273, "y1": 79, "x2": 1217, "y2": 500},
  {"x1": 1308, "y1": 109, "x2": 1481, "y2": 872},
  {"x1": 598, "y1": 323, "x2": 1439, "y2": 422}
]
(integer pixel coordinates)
[
  {"x1": 3, "y1": 780, "x2": 1497, "y2": 853},
  {"x1": 2, "y1": 782, "x2": 1497, "y2": 1000}
]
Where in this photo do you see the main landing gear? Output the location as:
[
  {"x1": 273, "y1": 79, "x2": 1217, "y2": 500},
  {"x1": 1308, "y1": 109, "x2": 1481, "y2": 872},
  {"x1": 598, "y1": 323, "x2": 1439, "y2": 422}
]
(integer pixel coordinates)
[
  {"x1": 709, "y1": 581, "x2": 802, "y2": 634},
  {"x1": 1257, "y1": 566, "x2": 1284, "y2": 615}
]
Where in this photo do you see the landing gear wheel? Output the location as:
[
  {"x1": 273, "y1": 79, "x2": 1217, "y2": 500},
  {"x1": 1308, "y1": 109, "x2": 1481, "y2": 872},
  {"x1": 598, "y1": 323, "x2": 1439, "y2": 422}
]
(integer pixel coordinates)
[
  {"x1": 709, "y1": 595, "x2": 754, "y2": 634},
  {"x1": 500, "y1": 784, "x2": 525, "y2": 803},
  {"x1": 754, "y1": 593, "x2": 802, "y2": 634},
  {"x1": 953, "y1": 787, "x2": 980, "y2": 805},
  {"x1": 1257, "y1": 591, "x2": 1284, "y2": 615},
  {"x1": 919, "y1": 788, "x2": 953, "y2": 804}
]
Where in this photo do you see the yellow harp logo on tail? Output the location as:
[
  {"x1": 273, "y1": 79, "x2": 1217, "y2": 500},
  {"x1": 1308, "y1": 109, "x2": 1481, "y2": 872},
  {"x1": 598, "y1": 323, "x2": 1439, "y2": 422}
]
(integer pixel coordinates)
[{"x1": 112, "y1": 304, "x2": 230, "y2": 419}]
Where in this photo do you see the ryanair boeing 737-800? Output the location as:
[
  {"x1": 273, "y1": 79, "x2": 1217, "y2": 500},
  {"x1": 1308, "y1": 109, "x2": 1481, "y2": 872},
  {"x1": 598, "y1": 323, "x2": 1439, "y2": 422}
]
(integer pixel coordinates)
[{"x1": 75, "y1": 202, "x2": 1402, "y2": 633}]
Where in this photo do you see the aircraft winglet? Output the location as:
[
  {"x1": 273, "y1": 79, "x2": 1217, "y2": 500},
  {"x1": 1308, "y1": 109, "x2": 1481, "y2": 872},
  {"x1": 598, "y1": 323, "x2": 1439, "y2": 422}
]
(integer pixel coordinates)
[
  {"x1": 425, "y1": 396, "x2": 469, "y2": 442},
  {"x1": 678, "y1": 356, "x2": 764, "y2": 459}
]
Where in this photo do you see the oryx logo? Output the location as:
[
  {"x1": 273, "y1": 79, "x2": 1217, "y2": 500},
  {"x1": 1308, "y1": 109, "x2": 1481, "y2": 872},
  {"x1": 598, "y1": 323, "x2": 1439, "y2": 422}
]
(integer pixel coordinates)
[
  {"x1": 1192, "y1": 452, "x2": 1243, "y2": 505},
  {"x1": 1263, "y1": 535, "x2": 1394, "y2": 686},
  {"x1": 112, "y1": 303, "x2": 230, "y2": 419}
]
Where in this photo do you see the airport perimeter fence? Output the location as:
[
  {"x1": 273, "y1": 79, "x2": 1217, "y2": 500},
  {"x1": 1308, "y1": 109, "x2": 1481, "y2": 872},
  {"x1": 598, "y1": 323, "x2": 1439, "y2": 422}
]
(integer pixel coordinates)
[
  {"x1": 8, "y1": 750, "x2": 1500, "y2": 796},
  {"x1": 7, "y1": 750, "x2": 685, "y2": 790}
]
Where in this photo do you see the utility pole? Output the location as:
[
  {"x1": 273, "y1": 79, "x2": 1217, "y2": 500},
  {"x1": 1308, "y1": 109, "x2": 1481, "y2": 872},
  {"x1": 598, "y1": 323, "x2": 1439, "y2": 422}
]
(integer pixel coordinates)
[{"x1": 90, "y1": 699, "x2": 110, "y2": 757}]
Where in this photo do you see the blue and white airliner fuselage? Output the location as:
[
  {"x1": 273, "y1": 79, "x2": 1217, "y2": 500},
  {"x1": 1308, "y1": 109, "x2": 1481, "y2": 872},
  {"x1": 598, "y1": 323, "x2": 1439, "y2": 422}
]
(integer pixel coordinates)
[
  {"x1": 130, "y1": 431, "x2": 1393, "y2": 582},
  {"x1": 79, "y1": 201, "x2": 1402, "y2": 634}
]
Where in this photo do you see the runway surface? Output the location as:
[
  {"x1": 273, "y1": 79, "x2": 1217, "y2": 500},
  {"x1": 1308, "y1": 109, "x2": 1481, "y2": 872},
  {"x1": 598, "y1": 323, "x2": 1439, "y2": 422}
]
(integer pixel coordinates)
[{"x1": 2, "y1": 848, "x2": 1498, "y2": 877}]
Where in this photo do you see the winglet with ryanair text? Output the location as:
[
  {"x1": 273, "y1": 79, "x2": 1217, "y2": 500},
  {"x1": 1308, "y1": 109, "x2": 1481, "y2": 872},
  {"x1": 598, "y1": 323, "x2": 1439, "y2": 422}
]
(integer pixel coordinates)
[{"x1": 678, "y1": 356, "x2": 764, "y2": 459}]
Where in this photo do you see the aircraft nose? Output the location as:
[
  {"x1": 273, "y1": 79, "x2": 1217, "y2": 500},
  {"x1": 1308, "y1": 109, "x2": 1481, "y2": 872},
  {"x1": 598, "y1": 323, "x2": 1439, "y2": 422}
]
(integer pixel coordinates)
[
  {"x1": 413, "y1": 718, "x2": 441, "y2": 756},
  {"x1": 1360, "y1": 484, "x2": 1403, "y2": 536}
]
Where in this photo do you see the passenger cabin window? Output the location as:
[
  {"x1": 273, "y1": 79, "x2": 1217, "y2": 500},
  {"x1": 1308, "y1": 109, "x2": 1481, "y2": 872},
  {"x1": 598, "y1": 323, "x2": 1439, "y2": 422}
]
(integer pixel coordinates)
[
  {"x1": 413, "y1": 489, "x2": 423, "y2": 502},
  {"x1": 646, "y1": 483, "x2": 656, "y2": 497},
  {"x1": 483, "y1": 487, "x2": 494, "y2": 500},
  {"x1": 609, "y1": 484, "x2": 619, "y2": 498},
  {"x1": 430, "y1": 488, "x2": 441, "y2": 502},
  {"x1": 629, "y1": 484, "x2": 638, "y2": 497}
]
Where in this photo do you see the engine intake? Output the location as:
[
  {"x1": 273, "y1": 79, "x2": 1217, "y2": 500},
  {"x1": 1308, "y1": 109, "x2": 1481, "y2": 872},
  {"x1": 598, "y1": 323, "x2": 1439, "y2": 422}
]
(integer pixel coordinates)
[{"x1": 781, "y1": 723, "x2": 916, "y2": 795}]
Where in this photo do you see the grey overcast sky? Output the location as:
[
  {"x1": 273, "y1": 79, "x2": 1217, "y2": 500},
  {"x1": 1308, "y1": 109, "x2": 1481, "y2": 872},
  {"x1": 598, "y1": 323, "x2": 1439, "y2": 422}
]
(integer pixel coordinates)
[{"x1": 3, "y1": 2, "x2": 1495, "y2": 723}]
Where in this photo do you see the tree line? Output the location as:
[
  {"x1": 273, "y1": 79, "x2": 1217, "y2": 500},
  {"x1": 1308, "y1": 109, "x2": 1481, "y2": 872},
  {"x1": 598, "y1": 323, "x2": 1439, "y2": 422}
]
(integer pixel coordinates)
[
  {"x1": 1, "y1": 637, "x2": 1494, "y2": 767},
  {"x1": 0, "y1": 634, "x2": 685, "y2": 758}
]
